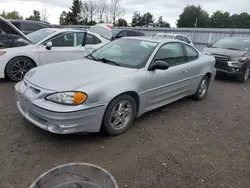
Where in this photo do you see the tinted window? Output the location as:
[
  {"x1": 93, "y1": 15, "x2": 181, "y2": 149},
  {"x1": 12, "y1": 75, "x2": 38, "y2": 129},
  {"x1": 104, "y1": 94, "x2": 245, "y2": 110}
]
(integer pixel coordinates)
[
  {"x1": 212, "y1": 38, "x2": 250, "y2": 51},
  {"x1": 11, "y1": 22, "x2": 21, "y2": 30},
  {"x1": 180, "y1": 36, "x2": 189, "y2": 43},
  {"x1": 90, "y1": 38, "x2": 158, "y2": 69},
  {"x1": 175, "y1": 35, "x2": 182, "y2": 41},
  {"x1": 184, "y1": 44, "x2": 198, "y2": 61},
  {"x1": 154, "y1": 43, "x2": 185, "y2": 66},
  {"x1": 27, "y1": 29, "x2": 55, "y2": 43},
  {"x1": 21, "y1": 23, "x2": 41, "y2": 32},
  {"x1": 51, "y1": 33, "x2": 75, "y2": 47},
  {"x1": 85, "y1": 34, "x2": 101, "y2": 44},
  {"x1": 117, "y1": 31, "x2": 127, "y2": 37},
  {"x1": 128, "y1": 31, "x2": 137, "y2": 36},
  {"x1": 137, "y1": 31, "x2": 145, "y2": 36}
]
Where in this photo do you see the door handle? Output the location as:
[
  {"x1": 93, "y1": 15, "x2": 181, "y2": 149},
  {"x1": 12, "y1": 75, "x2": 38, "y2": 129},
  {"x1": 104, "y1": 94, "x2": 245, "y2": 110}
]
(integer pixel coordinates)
[{"x1": 182, "y1": 69, "x2": 188, "y2": 73}]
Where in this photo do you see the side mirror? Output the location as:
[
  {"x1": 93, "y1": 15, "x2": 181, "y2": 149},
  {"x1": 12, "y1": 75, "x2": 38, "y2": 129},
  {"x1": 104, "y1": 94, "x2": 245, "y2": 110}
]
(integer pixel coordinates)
[
  {"x1": 207, "y1": 43, "x2": 212, "y2": 47},
  {"x1": 149, "y1": 60, "x2": 169, "y2": 71},
  {"x1": 46, "y1": 41, "x2": 52, "y2": 50}
]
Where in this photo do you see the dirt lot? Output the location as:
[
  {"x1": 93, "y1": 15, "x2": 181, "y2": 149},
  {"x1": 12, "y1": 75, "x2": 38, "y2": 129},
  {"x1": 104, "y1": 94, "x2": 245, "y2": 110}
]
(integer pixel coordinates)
[{"x1": 0, "y1": 77, "x2": 250, "y2": 188}]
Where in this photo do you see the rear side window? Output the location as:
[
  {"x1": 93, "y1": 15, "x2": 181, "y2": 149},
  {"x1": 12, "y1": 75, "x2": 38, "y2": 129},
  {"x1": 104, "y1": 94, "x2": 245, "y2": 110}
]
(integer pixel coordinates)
[
  {"x1": 183, "y1": 44, "x2": 198, "y2": 61},
  {"x1": 128, "y1": 31, "x2": 137, "y2": 36},
  {"x1": 21, "y1": 23, "x2": 41, "y2": 32},
  {"x1": 175, "y1": 35, "x2": 182, "y2": 41},
  {"x1": 137, "y1": 31, "x2": 145, "y2": 36},
  {"x1": 117, "y1": 31, "x2": 127, "y2": 37},
  {"x1": 85, "y1": 34, "x2": 101, "y2": 45},
  {"x1": 11, "y1": 22, "x2": 21, "y2": 30}
]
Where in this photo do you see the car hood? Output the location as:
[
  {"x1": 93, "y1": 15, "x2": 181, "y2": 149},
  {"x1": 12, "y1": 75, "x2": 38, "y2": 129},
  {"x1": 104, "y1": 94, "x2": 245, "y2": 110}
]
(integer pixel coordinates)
[
  {"x1": 0, "y1": 16, "x2": 31, "y2": 42},
  {"x1": 25, "y1": 59, "x2": 137, "y2": 91},
  {"x1": 203, "y1": 47, "x2": 248, "y2": 58}
]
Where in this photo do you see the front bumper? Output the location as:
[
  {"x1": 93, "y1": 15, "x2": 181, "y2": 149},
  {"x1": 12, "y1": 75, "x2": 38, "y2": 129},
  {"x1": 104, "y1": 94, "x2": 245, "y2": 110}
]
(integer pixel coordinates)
[
  {"x1": 215, "y1": 59, "x2": 246, "y2": 76},
  {"x1": 15, "y1": 81, "x2": 107, "y2": 134}
]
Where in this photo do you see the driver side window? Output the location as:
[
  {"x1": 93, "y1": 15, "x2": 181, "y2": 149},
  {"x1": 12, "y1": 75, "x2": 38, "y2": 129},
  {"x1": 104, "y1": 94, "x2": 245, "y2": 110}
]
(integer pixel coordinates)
[
  {"x1": 154, "y1": 43, "x2": 185, "y2": 67},
  {"x1": 50, "y1": 32, "x2": 75, "y2": 47}
]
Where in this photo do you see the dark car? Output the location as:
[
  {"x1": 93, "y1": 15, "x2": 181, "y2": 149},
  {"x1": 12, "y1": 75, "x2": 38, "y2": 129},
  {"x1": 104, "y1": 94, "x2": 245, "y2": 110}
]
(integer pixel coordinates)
[
  {"x1": 203, "y1": 37, "x2": 250, "y2": 83},
  {"x1": 111, "y1": 29, "x2": 145, "y2": 40},
  {"x1": 8, "y1": 19, "x2": 51, "y2": 34},
  {"x1": 0, "y1": 16, "x2": 31, "y2": 49}
]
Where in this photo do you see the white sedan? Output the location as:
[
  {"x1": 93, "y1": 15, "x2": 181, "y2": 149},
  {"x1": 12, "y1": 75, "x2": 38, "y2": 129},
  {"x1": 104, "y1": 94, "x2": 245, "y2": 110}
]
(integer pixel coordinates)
[
  {"x1": 154, "y1": 33, "x2": 194, "y2": 46},
  {"x1": 0, "y1": 23, "x2": 110, "y2": 81}
]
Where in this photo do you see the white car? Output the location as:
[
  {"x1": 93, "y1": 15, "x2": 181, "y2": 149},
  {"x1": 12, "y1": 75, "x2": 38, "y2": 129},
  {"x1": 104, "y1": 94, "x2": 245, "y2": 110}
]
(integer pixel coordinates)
[
  {"x1": 154, "y1": 33, "x2": 194, "y2": 46},
  {"x1": 0, "y1": 17, "x2": 111, "y2": 81}
]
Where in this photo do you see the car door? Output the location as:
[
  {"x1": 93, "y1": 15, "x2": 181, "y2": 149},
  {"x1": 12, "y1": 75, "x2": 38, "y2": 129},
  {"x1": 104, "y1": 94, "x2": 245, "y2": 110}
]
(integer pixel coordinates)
[
  {"x1": 145, "y1": 42, "x2": 190, "y2": 111},
  {"x1": 181, "y1": 43, "x2": 203, "y2": 91},
  {"x1": 37, "y1": 32, "x2": 86, "y2": 65}
]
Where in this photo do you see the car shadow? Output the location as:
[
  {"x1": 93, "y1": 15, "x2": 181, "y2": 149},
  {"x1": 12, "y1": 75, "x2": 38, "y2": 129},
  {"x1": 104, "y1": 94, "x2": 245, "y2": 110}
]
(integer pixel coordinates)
[{"x1": 215, "y1": 74, "x2": 243, "y2": 83}]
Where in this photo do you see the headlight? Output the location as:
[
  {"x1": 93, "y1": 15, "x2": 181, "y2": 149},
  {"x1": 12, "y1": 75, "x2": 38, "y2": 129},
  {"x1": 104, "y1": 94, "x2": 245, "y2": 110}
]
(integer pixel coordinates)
[
  {"x1": 45, "y1": 91, "x2": 87, "y2": 105},
  {"x1": 228, "y1": 57, "x2": 248, "y2": 67}
]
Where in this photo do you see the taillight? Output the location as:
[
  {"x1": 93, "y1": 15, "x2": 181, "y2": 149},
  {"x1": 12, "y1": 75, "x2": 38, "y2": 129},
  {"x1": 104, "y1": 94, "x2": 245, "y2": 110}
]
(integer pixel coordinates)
[{"x1": 0, "y1": 51, "x2": 6, "y2": 56}]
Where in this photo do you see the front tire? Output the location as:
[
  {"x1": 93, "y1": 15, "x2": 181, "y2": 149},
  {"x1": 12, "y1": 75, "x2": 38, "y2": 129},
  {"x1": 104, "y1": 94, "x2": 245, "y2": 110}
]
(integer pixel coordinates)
[
  {"x1": 238, "y1": 67, "x2": 249, "y2": 83},
  {"x1": 5, "y1": 57, "x2": 36, "y2": 81},
  {"x1": 102, "y1": 95, "x2": 137, "y2": 136},
  {"x1": 193, "y1": 75, "x2": 210, "y2": 100}
]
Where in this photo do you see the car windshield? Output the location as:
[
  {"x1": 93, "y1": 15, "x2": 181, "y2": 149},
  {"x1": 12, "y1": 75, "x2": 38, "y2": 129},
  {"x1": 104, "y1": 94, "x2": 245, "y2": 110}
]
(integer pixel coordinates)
[
  {"x1": 89, "y1": 38, "x2": 158, "y2": 69},
  {"x1": 212, "y1": 38, "x2": 250, "y2": 51},
  {"x1": 154, "y1": 34, "x2": 174, "y2": 39},
  {"x1": 26, "y1": 29, "x2": 55, "y2": 44}
]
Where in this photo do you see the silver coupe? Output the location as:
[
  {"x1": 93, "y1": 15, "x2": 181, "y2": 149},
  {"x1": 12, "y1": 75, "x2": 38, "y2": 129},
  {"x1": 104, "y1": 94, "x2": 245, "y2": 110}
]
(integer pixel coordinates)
[{"x1": 15, "y1": 37, "x2": 216, "y2": 136}]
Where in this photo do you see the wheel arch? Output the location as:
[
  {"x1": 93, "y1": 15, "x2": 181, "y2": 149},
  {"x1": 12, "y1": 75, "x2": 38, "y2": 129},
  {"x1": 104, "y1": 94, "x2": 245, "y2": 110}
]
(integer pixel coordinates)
[
  {"x1": 4, "y1": 56, "x2": 37, "y2": 76},
  {"x1": 108, "y1": 91, "x2": 140, "y2": 113}
]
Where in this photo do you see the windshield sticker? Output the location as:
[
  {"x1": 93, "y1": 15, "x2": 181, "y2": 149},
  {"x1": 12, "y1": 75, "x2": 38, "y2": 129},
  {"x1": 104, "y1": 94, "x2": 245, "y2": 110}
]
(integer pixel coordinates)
[{"x1": 140, "y1": 41, "x2": 157, "y2": 48}]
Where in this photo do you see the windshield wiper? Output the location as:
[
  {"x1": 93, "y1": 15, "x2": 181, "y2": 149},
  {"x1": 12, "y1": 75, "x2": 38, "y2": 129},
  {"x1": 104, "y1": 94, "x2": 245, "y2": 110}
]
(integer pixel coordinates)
[
  {"x1": 224, "y1": 48, "x2": 241, "y2": 51},
  {"x1": 97, "y1": 58, "x2": 121, "y2": 66},
  {"x1": 85, "y1": 54, "x2": 98, "y2": 61}
]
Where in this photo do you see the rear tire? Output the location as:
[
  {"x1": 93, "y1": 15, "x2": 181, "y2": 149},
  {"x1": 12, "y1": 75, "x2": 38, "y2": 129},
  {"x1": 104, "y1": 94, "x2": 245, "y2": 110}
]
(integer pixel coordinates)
[
  {"x1": 5, "y1": 57, "x2": 36, "y2": 82},
  {"x1": 238, "y1": 67, "x2": 249, "y2": 83},
  {"x1": 102, "y1": 95, "x2": 137, "y2": 136},
  {"x1": 193, "y1": 75, "x2": 210, "y2": 100}
]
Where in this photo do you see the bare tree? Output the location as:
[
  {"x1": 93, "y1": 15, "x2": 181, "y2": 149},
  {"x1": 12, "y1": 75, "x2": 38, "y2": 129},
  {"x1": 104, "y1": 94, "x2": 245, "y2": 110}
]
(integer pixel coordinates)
[
  {"x1": 97, "y1": 0, "x2": 107, "y2": 22},
  {"x1": 82, "y1": 0, "x2": 98, "y2": 22},
  {"x1": 41, "y1": 7, "x2": 49, "y2": 22},
  {"x1": 110, "y1": 0, "x2": 125, "y2": 24}
]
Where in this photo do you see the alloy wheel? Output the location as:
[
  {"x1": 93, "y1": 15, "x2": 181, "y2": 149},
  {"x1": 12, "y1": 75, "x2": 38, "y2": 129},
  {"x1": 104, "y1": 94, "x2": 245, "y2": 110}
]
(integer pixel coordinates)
[
  {"x1": 198, "y1": 79, "x2": 208, "y2": 98},
  {"x1": 109, "y1": 100, "x2": 133, "y2": 129},
  {"x1": 11, "y1": 60, "x2": 31, "y2": 81}
]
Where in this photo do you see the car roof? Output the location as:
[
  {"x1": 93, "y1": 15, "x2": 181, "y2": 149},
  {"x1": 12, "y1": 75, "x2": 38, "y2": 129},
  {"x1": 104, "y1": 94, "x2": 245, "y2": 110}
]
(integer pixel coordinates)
[
  {"x1": 39, "y1": 28, "x2": 87, "y2": 33},
  {"x1": 123, "y1": 36, "x2": 181, "y2": 43},
  {"x1": 156, "y1": 33, "x2": 190, "y2": 37},
  {"x1": 8, "y1": 19, "x2": 51, "y2": 26}
]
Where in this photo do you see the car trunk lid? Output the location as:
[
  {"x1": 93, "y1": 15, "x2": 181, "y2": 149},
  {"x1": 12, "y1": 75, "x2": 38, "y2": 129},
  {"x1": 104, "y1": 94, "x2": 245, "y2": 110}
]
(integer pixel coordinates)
[{"x1": 88, "y1": 23, "x2": 113, "y2": 40}]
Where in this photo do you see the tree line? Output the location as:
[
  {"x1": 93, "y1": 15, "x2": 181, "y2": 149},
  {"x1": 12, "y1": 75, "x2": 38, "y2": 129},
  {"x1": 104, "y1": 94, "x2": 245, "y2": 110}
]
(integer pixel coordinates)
[
  {"x1": 59, "y1": 0, "x2": 127, "y2": 26},
  {"x1": 131, "y1": 11, "x2": 170, "y2": 27},
  {"x1": 0, "y1": 10, "x2": 48, "y2": 22},
  {"x1": 1, "y1": 3, "x2": 250, "y2": 28},
  {"x1": 177, "y1": 5, "x2": 250, "y2": 28}
]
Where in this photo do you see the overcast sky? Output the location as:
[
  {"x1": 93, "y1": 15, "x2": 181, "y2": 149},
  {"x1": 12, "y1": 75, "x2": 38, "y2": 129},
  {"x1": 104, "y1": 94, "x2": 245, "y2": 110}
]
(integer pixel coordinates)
[{"x1": 0, "y1": 0, "x2": 249, "y2": 27}]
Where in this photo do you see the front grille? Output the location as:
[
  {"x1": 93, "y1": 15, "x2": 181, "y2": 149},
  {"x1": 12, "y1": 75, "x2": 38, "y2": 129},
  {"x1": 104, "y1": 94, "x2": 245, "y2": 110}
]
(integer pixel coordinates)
[{"x1": 214, "y1": 56, "x2": 230, "y2": 71}]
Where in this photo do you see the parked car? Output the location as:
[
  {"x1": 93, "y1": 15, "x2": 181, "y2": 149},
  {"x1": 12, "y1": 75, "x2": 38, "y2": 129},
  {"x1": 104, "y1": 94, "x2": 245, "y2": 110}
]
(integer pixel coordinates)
[
  {"x1": 0, "y1": 16, "x2": 31, "y2": 49},
  {"x1": 111, "y1": 29, "x2": 145, "y2": 40},
  {"x1": 203, "y1": 37, "x2": 250, "y2": 83},
  {"x1": 0, "y1": 19, "x2": 111, "y2": 81},
  {"x1": 154, "y1": 33, "x2": 194, "y2": 46},
  {"x1": 15, "y1": 37, "x2": 216, "y2": 136},
  {"x1": 9, "y1": 19, "x2": 52, "y2": 34}
]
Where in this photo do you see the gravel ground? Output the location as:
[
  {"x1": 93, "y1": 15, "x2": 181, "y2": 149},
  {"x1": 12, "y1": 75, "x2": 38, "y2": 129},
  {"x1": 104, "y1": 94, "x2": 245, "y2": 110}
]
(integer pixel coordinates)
[{"x1": 0, "y1": 76, "x2": 250, "y2": 188}]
